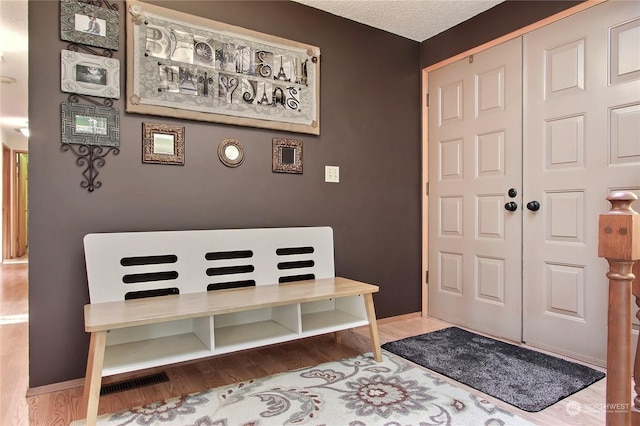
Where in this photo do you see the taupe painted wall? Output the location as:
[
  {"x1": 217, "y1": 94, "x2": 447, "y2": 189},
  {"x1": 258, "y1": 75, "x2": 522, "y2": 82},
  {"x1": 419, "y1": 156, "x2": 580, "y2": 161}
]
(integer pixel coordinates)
[
  {"x1": 420, "y1": 0, "x2": 584, "y2": 68},
  {"x1": 27, "y1": 0, "x2": 584, "y2": 388},
  {"x1": 28, "y1": 1, "x2": 421, "y2": 387}
]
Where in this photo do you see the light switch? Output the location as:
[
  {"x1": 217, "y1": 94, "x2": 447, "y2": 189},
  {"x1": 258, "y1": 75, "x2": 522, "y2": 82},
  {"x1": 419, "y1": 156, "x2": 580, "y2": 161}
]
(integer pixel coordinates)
[{"x1": 325, "y1": 166, "x2": 339, "y2": 183}]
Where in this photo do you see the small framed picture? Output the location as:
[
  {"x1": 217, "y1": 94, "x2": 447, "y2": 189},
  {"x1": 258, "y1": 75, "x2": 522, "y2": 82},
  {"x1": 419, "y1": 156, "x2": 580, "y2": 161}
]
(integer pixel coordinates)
[
  {"x1": 60, "y1": 0, "x2": 119, "y2": 50},
  {"x1": 61, "y1": 102, "x2": 120, "y2": 147},
  {"x1": 272, "y1": 138, "x2": 302, "y2": 174},
  {"x1": 142, "y1": 122, "x2": 185, "y2": 166},
  {"x1": 61, "y1": 50, "x2": 120, "y2": 99}
]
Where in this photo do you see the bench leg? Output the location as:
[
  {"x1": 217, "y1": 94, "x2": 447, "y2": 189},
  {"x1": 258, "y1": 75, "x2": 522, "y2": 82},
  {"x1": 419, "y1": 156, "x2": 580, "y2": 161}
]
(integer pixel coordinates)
[
  {"x1": 82, "y1": 331, "x2": 107, "y2": 426},
  {"x1": 363, "y1": 293, "x2": 382, "y2": 362}
]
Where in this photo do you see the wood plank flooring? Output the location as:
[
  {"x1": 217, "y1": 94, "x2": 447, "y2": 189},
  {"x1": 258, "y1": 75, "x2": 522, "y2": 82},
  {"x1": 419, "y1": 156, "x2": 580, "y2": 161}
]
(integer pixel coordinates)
[{"x1": 1, "y1": 263, "x2": 607, "y2": 425}]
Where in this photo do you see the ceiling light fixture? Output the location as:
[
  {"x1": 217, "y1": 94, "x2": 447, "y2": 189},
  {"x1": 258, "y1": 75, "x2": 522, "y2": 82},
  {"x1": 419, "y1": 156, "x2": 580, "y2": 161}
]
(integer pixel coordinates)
[{"x1": 15, "y1": 127, "x2": 29, "y2": 138}]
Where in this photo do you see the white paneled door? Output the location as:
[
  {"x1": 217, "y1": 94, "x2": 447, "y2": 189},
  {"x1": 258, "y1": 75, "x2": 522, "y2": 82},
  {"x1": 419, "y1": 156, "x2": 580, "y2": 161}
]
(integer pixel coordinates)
[
  {"x1": 428, "y1": 37, "x2": 523, "y2": 343},
  {"x1": 522, "y1": 0, "x2": 640, "y2": 365},
  {"x1": 428, "y1": 0, "x2": 640, "y2": 365}
]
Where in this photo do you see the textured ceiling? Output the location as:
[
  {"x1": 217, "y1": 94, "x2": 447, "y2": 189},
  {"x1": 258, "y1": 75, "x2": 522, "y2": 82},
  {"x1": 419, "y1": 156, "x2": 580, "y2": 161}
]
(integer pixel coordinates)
[
  {"x1": 292, "y1": 0, "x2": 505, "y2": 42},
  {"x1": 0, "y1": 0, "x2": 29, "y2": 144}
]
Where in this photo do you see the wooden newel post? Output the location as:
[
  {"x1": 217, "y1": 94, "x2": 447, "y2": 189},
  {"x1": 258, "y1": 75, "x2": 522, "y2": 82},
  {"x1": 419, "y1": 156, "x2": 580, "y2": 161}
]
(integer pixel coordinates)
[
  {"x1": 634, "y1": 259, "x2": 640, "y2": 422},
  {"x1": 598, "y1": 191, "x2": 640, "y2": 426}
]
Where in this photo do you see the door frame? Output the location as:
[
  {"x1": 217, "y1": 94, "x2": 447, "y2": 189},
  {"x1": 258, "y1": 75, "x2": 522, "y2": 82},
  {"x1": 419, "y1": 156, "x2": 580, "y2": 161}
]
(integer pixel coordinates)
[
  {"x1": 2, "y1": 145, "x2": 11, "y2": 260},
  {"x1": 15, "y1": 151, "x2": 28, "y2": 258},
  {"x1": 2, "y1": 148, "x2": 29, "y2": 261},
  {"x1": 420, "y1": 0, "x2": 605, "y2": 316}
]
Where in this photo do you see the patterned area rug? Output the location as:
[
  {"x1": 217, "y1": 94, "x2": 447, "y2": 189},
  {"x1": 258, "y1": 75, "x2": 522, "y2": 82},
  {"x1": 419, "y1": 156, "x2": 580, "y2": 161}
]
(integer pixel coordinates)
[
  {"x1": 382, "y1": 327, "x2": 606, "y2": 413},
  {"x1": 73, "y1": 351, "x2": 534, "y2": 425}
]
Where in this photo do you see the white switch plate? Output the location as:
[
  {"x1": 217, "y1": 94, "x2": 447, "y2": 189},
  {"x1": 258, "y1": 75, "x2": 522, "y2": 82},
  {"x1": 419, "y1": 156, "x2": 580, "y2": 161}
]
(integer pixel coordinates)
[{"x1": 325, "y1": 165, "x2": 339, "y2": 183}]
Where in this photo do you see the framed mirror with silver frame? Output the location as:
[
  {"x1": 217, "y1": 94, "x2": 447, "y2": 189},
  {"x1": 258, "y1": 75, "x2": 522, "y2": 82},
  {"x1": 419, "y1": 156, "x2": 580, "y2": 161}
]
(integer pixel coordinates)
[
  {"x1": 142, "y1": 122, "x2": 185, "y2": 165},
  {"x1": 272, "y1": 137, "x2": 302, "y2": 174},
  {"x1": 218, "y1": 138, "x2": 245, "y2": 168}
]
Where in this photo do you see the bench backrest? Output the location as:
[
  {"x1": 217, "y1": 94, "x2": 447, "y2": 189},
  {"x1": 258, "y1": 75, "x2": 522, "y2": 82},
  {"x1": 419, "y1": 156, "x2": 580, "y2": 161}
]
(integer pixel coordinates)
[{"x1": 83, "y1": 227, "x2": 335, "y2": 303}]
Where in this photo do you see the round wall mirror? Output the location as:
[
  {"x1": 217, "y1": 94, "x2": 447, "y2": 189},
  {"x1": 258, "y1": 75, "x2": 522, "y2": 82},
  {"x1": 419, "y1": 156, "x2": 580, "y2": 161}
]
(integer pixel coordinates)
[{"x1": 218, "y1": 138, "x2": 245, "y2": 167}]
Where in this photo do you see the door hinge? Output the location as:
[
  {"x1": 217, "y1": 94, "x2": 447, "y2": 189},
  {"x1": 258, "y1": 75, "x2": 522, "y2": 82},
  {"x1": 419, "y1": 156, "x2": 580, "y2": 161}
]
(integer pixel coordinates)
[
  {"x1": 426, "y1": 182, "x2": 429, "y2": 196},
  {"x1": 425, "y1": 271, "x2": 429, "y2": 283},
  {"x1": 426, "y1": 93, "x2": 429, "y2": 107}
]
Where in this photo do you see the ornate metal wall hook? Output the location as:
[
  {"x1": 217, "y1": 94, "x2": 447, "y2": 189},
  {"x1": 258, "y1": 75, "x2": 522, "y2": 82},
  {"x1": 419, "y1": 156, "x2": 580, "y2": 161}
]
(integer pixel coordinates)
[
  {"x1": 68, "y1": 93, "x2": 114, "y2": 107},
  {"x1": 61, "y1": 143, "x2": 120, "y2": 192},
  {"x1": 66, "y1": 42, "x2": 114, "y2": 58},
  {"x1": 82, "y1": 0, "x2": 119, "y2": 11}
]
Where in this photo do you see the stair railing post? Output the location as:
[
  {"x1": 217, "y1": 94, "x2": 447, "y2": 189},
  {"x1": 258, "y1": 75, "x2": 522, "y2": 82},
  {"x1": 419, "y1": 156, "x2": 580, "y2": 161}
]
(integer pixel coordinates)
[
  {"x1": 632, "y1": 259, "x2": 640, "y2": 423},
  {"x1": 598, "y1": 191, "x2": 639, "y2": 426}
]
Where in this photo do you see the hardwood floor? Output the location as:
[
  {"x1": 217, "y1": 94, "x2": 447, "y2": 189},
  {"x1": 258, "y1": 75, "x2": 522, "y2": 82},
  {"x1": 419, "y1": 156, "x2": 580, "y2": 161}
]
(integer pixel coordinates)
[{"x1": 0, "y1": 262, "x2": 607, "y2": 425}]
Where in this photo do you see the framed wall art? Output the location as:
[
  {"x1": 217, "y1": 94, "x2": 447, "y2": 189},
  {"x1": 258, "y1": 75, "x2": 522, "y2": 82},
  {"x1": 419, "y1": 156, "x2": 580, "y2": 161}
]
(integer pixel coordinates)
[
  {"x1": 61, "y1": 50, "x2": 121, "y2": 99},
  {"x1": 125, "y1": 0, "x2": 320, "y2": 135},
  {"x1": 60, "y1": 0, "x2": 120, "y2": 50},
  {"x1": 61, "y1": 102, "x2": 120, "y2": 147},
  {"x1": 142, "y1": 122, "x2": 185, "y2": 165},
  {"x1": 272, "y1": 138, "x2": 302, "y2": 174}
]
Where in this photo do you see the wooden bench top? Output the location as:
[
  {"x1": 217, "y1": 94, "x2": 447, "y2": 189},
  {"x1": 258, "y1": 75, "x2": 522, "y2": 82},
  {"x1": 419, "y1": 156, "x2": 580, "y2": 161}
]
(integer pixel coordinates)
[{"x1": 84, "y1": 277, "x2": 379, "y2": 332}]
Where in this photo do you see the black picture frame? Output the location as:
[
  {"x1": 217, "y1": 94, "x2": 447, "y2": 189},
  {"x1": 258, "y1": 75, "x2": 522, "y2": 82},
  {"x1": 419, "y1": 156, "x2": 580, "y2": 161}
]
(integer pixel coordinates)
[
  {"x1": 61, "y1": 102, "x2": 120, "y2": 147},
  {"x1": 60, "y1": 0, "x2": 119, "y2": 51},
  {"x1": 272, "y1": 138, "x2": 302, "y2": 174}
]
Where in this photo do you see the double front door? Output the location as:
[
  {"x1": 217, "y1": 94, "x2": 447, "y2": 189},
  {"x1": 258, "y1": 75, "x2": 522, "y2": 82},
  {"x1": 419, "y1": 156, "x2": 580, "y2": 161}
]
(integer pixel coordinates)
[{"x1": 428, "y1": 1, "x2": 640, "y2": 365}]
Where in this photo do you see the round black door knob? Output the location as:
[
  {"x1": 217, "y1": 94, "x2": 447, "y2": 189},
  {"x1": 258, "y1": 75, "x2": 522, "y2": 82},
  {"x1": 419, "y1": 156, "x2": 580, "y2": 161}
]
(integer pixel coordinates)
[
  {"x1": 527, "y1": 201, "x2": 541, "y2": 211},
  {"x1": 505, "y1": 202, "x2": 518, "y2": 211}
]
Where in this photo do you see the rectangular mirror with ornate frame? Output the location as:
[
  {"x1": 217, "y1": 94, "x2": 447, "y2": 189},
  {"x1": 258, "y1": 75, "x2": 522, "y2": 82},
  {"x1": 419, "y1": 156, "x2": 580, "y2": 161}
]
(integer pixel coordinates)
[
  {"x1": 142, "y1": 122, "x2": 185, "y2": 165},
  {"x1": 272, "y1": 137, "x2": 302, "y2": 174}
]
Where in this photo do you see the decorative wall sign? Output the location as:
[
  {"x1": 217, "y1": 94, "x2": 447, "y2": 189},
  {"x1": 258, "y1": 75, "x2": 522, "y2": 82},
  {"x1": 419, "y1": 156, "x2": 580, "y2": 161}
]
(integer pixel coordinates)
[
  {"x1": 61, "y1": 50, "x2": 121, "y2": 99},
  {"x1": 61, "y1": 102, "x2": 120, "y2": 147},
  {"x1": 60, "y1": 0, "x2": 120, "y2": 51},
  {"x1": 272, "y1": 138, "x2": 302, "y2": 174},
  {"x1": 142, "y1": 122, "x2": 185, "y2": 165},
  {"x1": 217, "y1": 138, "x2": 245, "y2": 168},
  {"x1": 60, "y1": 102, "x2": 120, "y2": 192},
  {"x1": 125, "y1": 0, "x2": 321, "y2": 135}
]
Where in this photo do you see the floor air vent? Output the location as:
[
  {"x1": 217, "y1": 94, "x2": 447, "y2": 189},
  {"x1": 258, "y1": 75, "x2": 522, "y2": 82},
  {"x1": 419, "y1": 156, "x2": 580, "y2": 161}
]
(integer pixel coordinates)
[{"x1": 100, "y1": 372, "x2": 169, "y2": 395}]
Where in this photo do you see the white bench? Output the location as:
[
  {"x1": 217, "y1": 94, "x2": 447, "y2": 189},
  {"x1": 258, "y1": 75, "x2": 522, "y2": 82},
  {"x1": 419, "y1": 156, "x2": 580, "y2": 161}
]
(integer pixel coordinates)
[{"x1": 81, "y1": 227, "x2": 381, "y2": 425}]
